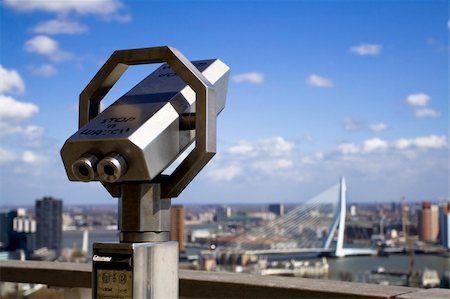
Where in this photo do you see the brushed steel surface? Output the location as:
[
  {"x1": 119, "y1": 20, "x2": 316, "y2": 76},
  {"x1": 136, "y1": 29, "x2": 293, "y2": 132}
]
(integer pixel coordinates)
[
  {"x1": 118, "y1": 184, "x2": 170, "y2": 242},
  {"x1": 92, "y1": 242, "x2": 178, "y2": 299},
  {"x1": 61, "y1": 46, "x2": 229, "y2": 198}
]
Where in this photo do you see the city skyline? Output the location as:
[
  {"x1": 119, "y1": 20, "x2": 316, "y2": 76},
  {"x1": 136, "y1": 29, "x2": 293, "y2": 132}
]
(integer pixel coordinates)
[{"x1": 1, "y1": 0, "x2": 449, "y2": 205}]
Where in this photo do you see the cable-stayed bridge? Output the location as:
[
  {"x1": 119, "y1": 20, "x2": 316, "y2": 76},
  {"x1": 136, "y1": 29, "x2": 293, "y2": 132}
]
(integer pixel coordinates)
[{"x1": 228, "y1": 177, "x2": 377, "y2": 257}]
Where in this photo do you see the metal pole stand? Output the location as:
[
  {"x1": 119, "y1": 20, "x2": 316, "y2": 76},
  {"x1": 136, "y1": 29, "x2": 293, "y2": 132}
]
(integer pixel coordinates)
[{"x1": 92, "y1": 184, "x2": 178, "y2": 299}]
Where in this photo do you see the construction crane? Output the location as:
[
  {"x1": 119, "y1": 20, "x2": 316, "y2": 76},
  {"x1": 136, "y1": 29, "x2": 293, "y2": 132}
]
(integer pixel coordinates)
[{"x1": 402, "y1": 197, "x2": 417, "y2": 287}]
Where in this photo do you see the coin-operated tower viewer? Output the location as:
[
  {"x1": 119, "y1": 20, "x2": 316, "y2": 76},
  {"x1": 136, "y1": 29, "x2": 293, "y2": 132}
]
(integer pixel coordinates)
[{"x1": 61, "y1": 46, "x2": 229, "y2": 299}]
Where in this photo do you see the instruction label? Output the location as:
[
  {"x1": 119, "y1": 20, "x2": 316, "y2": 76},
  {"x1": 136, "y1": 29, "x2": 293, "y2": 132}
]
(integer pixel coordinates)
[
  {"x1": 78, "y1": 117, "x2": 136, "y2": 137},
  {"x1": 97, "y1": 269, "x2": 132, "y2": 299}
]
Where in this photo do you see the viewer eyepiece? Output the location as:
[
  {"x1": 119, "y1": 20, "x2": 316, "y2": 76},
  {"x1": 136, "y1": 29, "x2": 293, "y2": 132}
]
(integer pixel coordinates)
[
  {"x1": 97, "y1": 153, "x2": 128, "y2": 183},
  {"x1": 71, "y1": 153, "x2": 98, "y2": 182}
]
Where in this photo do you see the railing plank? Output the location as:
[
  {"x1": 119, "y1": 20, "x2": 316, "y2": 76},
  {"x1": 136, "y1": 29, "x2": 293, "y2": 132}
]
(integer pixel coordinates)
[
  {"x1": 1, "y1": 260, "x2": 448, "y2": 298},
  {"x1": 0, "y1": 260, "x2": 91, "y2": 288},
  {"x1": 179, "y1": 270, "x2": 415, "y2": 299},
  {"x1": 396, "y1": 288, "x2": 450, "y2": 299}
]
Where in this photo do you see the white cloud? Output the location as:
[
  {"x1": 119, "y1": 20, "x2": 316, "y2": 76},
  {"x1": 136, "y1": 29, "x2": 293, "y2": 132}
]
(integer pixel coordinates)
[
  {"x1": 25, "y1": 35, "x2": 73, "y2": 62},
  {"x1": 337, "y1": 143, "x2": 360, "y2": 155},
  {"x1": 448, "y1": 20, "x2": 450, "y2": 30},
  {"x1": 28, "y1": 64, "x2": 57, "y2": 77},
  {"x1": 0, "y1": 147, "x2": 18, "y2": 164},
  {"x1": 0, "y1": 65, "x2": 25, "y2": 94},
  {"x1": 0, "y1": 148, "x2": 47, "y2": 165},
  {"x1": 0, "y1": 122, "x2": 44, "y2": 143},
  {"x1": 232, "y1": 72, "x2": 264, "y2": 84},
  {"x1": 350, "y1": 43, "x2": 382, "y2": 56},
  {"x1": 22, "y1": 125, "x2": 45, "y2": 145},
  {"x1": 343, "y1": 117, "x2": 362, "y2": 131},
  {"x1": 369, "y1": 122, "x2": 388, "y2": 132},
  {"x1": 405, "y1": 93, "x2": 440, "y2": 118},
  {"x1": 363, "y1": 138, "x2": 388, "y2": 153},
  {"x1": 394, "y1": 135, "x2": 447, "y2": 150},
  {"x1": 415, "y1": 108, "x2": 440, "y2": 118},
  {"x1": 207, "y1": 164, "x2": 242, "y2": 182},
  {"x1": 227, "y1": 141, "x2": 254, "y2": 156},
  {"x1": 405, "y1": 93, "x2": 430, "y2": 107},
  {"x1": 394, "y1": 138, "x2": 412, "y2": 150},
  {"x1": 301, "y1": 152, "x2": 324, "y2": 164},
  {"x1": 336, "y1": 135, "x2": 447, "y2": 153},
  {"x1": 32, "y1": 19, "x2": 88, "y2": 35},
  {"x1": 25, "y1": 35, "x2": 57, "y2": 54},
  {"x1": 413, "y1": 135, "x2": 447, "y2": 149},
  {"x1": 207, "y1": 136, "x2": 295, "y2": 182},
  {"x1": 227, "y1": 137, "x2": 294, "y2": 157},
  {"x1": 306, "y1": 74, "x2": 335, "y2": 88},
  {"x1": 0, "y1": 95, "x2": 39, "y2": 121},
  {"x1": 253, "y1": 158, "x2": 293, "y2": 173},
  {"x1": 4, "y1": 0, "x2": 123, "y2": 16},
  {"x1": 259, "y1": 137, "x2": 295, "y2": 157},
  {"x1": 201, "y1": 132, "x2": 448, "y2": 204},
  {"x1": 22, "y1": 150, "x2": 47, "y2": 164}
]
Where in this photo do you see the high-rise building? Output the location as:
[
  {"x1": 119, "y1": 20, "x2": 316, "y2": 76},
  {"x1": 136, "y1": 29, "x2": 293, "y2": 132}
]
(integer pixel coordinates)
[
  {"x1": 216, "y1": 206, "x2": 231, "y2": 222},
  {"x1": 0, "y1": 209, "x2": 37, "y2": 258},
  {"x1": 0, "y1": 209, "x2": 18, "y2": 250},
  {"x1": 12, "y1": 209, "x2": 37, "y2": 257},
  {"x1": 35, "y1": 197, "x2": 63, "y2": 255},
  {"x1": 417, "y1": 201, "x2": 439, "y2": 241},
  {"x1": 268, "y1": 203, "x2": 285, "y2": 216},
  {"x1": 170, "y1": 205, "x2": 185, "y2": 252},
  {"x1": 439, "y1": 202, "x2": 450, "y2": 249}
]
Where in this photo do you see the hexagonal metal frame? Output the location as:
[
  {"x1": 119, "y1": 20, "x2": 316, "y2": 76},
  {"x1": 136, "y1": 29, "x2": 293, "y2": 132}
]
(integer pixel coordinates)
[{"x1": 78, "y1": 46, "x2": 217, "y2": 198}]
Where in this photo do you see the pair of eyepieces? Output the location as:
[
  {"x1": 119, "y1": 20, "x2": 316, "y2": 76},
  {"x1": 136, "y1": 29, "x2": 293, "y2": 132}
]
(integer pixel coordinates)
[{"x1": 71, "y1": 153, "x2": 127, "y2": 183}]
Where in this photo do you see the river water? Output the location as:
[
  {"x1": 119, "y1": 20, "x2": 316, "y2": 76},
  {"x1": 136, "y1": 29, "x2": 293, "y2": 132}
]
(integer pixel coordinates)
[
  {"x1": 63, "y1": 229, "x2": 118, "y2": 255},
  {"x1": 63, "y1": 230, "x2": 449, "y2": 287}
]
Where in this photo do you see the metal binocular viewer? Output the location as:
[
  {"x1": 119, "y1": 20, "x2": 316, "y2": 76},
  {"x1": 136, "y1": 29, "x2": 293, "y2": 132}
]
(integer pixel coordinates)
[{"x1": 61, "y1": 46, "x2": 229, "y2": 299}]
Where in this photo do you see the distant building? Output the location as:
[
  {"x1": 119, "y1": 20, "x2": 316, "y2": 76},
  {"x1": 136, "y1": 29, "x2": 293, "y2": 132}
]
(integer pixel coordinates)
[
  {"x1": 216, "y1": 206, "x2": 231, "y2": 222},
  {"x1": 439, "y1": 202, "x2": 450, "y2": 249},
  {"x1": 349, "y1": 204, "x2": 357, "y2": 216},
  {"x1": 12, "y1": 209, "x2": 37, "y2": 258},
  {"x1": 0, "y1": 209, "x2": 18, "y2": 250},
  {"x1": 391, "y1": 202, "x2": 401, "y2": 214},
  {"x1": 170, "y1": 205, "x2": 185, "y2": 252},
  {"x1": 13, "y1": 209, "x2": 36, "y2": 233},
  {"x1": 417, "y1": 201, "x2": 439, "y2": 241},
  {"x1": 268, "y1": 204, "x2": 285, "y2": 216},
  {"x1": 247, "y1": 212, "x2": 276, "y2": 221},
  {"x1": 0, "y1": 209, "x2": 37, "y2": 258},
  {"x1": 35, "y1": 197, "x2": 63, "y2": 255}
]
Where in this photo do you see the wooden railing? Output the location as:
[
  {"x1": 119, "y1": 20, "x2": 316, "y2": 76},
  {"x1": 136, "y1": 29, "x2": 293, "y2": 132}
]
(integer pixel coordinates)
[{"x1": 1, "y1": 260, "x2": 449, "y2": 298}]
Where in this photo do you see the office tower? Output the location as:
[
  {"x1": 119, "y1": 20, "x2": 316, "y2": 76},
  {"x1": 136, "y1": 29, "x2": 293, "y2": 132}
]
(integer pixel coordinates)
[
  {"x1": 391, "y1": 201, "x2": 401, "y2": 214},
  {"x1": 0, "y1": 209, "x2": 37, "y2": 258},
  {"x1": 35, "y1": 197, "x2": 63, "y2": 255},
  {"x1": 216, "y1": 206, "x2": 231, "y2": 222},
  {"x1": 417, "y1": 201, "x2": 439, "y2": 241},
  {"x1": 170, "y1": 205, "x2": 185, "y2": 252},
  {"x1": 0, "y1": 209, "x2": 18, "y2": 250},
  {"x1": 268, "y1": 203, "x2": 285, "y2": 217},
  {"x1": 439, "y1": 202, "x2": 450, "y2": 249},
  {"x1": 13, "y1": 209, "x2": 37, "y2": 254}
]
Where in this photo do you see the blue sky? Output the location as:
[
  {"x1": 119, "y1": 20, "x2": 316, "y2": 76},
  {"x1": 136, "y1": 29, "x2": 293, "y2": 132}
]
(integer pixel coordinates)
[{"x1": 0, "y1": 0, "x2": 448, "y2": 206}]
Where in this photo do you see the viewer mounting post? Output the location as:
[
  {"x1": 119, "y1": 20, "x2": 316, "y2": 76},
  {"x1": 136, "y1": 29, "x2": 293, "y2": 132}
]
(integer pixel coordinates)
[{"x1": 61, "y1": 46, "x2": 229, "y2": 299}]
